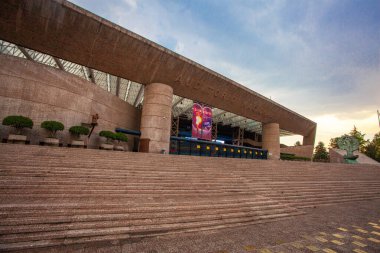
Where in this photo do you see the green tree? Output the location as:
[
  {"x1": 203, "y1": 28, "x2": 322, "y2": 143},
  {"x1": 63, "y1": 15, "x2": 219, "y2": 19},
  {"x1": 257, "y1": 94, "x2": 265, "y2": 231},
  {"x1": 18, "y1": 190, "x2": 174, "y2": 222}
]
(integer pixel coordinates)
[
  {"x1": 313, "y1": 141, "x2": 329, "y2": 162},
  {"x1": 329, "y1": 126, "x2": 368, "y2": 152},
  {"x1": 329, "y1": 137, "x2": 339, "y2": 149},
  {"x1": 364, "y1": 132, "x2": 380, "y2": 162},
  {"x1": 349, "y1": 126, "x2": 368, "y2": 152}
]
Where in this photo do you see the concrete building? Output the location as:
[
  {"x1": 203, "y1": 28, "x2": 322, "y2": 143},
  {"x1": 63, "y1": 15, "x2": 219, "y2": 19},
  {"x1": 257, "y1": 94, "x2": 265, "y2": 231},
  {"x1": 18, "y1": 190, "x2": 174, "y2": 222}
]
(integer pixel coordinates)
[{"x1": 0, "y1": 0, "x2": 316, "y2": 159}]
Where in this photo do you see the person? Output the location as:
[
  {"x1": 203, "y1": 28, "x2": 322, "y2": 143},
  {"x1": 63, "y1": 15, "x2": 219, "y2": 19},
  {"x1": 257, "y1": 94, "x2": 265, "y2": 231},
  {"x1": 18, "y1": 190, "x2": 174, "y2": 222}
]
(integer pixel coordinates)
[
  {"x1": 91, "y1": 113, "x2": 99, "y2": 127},
  {"x1": 88, "y1": 113, "x2": 99, "y2": 137}
]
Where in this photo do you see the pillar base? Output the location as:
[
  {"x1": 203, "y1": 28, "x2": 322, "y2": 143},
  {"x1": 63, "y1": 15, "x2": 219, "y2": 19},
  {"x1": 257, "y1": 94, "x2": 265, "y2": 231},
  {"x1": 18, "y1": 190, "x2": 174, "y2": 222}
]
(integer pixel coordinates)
[
  {"x1": 140, "y1": 83, "x2": 173, "y2": 153},
  {"x1": 262, "y1": 123, "x2": 280, "y2": 160}
]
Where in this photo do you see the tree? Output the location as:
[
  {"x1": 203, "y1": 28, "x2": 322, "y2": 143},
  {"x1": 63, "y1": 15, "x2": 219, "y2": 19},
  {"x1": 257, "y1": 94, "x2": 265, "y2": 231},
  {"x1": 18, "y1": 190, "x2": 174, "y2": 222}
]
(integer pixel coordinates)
[
  {"x1": 329, "y1": 126, "x2": 368, "y2": 152},
  {"x1": 349, "y1": 126, "x2": 369, "y2": 152},
  {"x1": 294, "y1": 141, "x2": 301, "y2": 146},
  {"x1": 329, "y1": 137, "x2": 339, "y2": 149},
  {"x1": 313, "y1": 141, "x2": 329, "y2": 162},
  {"x1": 364, "y1": 132, "x2": 380, "y2": 162}
]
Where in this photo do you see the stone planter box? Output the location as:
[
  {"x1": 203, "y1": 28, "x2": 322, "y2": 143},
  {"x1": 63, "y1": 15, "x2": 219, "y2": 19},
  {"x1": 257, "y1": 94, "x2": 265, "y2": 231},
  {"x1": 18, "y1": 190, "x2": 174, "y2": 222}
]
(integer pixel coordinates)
[
  {"x1": 100, "y1": 143, "x2": 114, "y2": 150},
  {"x1": 44, "y1": 137, "x2": 59, "y2": 146},
  {"x1": 114, "y1": 145, "x2": 124, "y2": 151},
  {"x1": 8, "y1": 134, "x2": 27, "y2": 144},
  {"x1": 71, "y1": 140, "x2": 85, "y2": 148}
]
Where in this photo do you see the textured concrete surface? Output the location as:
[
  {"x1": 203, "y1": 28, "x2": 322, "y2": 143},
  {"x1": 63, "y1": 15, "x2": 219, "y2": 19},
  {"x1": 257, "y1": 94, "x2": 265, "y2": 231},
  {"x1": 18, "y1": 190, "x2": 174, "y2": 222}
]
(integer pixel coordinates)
[
  {"x1": 140, "y1": 83, "x2": 173, "y2": 153},
  {"x1": 0, "y1": 0, "x2": 316, "y2": 139},
  {"x1": 330, "y1": 148, "x2": 379, "y2": 165},
  {"x1": 13, "y1": 199, "x2": 380, "y2": 253},
  {"x1": 262, "y1": 123, "x2": 280, "y2": 160},
  {"x1": 0, "y1": 54, "x2": 140, "y2": 149},
  {"x1": 280, "y1": 145, "x2": 314, "y2": 159}
]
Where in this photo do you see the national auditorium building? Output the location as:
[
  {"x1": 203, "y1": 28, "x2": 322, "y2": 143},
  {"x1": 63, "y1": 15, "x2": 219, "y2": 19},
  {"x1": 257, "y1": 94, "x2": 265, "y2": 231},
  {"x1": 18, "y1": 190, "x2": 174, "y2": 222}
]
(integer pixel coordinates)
[{"x1": 0, "y1": 0, "x2": 316, "y2": 159}]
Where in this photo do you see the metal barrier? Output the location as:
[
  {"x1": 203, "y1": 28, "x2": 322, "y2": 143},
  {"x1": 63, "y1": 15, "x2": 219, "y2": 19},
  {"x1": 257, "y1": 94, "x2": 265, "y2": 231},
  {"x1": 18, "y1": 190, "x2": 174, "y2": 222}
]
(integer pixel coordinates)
[{"x1": 170, "y1": 136, "x2": 267, "y2": 160}]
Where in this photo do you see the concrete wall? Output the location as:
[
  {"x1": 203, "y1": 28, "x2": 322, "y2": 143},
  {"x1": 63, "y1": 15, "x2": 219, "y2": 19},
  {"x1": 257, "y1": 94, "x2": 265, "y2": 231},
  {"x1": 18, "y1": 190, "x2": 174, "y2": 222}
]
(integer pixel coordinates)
[
  {"x1": 330, "y1": 148, "x2": 379, "y2": 165},
  {"x1": 280, "y1": 145, "x2": 314, "y2": 159},
  {"x1": 0, "y1": 54, "x2": 141, "y2": 149}
]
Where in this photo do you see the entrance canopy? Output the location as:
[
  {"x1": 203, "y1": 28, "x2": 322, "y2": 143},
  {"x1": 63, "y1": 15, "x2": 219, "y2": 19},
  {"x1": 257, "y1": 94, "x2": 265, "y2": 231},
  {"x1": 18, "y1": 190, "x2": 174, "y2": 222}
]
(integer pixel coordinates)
[{"x1": 0, "y1": 39, "x2": 293, "y2": 137}]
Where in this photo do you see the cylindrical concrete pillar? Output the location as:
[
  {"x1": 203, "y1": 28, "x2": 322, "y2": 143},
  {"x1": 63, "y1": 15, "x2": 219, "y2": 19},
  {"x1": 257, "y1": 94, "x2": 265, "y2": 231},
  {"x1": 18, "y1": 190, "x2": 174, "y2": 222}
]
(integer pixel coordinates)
[
  {"x1": 262, "y1": 123, "x2": 280, "y2": 160},
  {"x1": 140, "y1": 83, "x2": 173, "y2": 153}
]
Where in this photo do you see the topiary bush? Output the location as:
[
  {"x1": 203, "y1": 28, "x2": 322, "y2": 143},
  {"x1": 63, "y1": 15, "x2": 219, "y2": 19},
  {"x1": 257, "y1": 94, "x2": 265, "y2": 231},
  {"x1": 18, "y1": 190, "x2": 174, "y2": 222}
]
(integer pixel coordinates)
[
  {"x1": 2, "y1": 115, "x2": 33, "y2": 134},
  {"x1": 114, "y1": 132, "x2": 128, "y2": 143},
  {"x1": 99, "y1": 130, "x2": 116, "y2": 144},
  {"x1": 69, "y1": 126, "x2": 89, "y2": 140},
  {"x1": 41, "y1": 120, "x2": 64, "y2": 138}
]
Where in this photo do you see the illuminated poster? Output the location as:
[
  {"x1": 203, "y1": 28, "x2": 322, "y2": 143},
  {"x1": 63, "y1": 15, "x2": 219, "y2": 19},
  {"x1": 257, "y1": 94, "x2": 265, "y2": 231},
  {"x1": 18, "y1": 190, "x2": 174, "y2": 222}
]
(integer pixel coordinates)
[
  {"x1": 202, "y1": 106, "x2": 212, "y2": 140},
  {"x1": 192, "y1": 103, "x2": 213, "y2": 140}
]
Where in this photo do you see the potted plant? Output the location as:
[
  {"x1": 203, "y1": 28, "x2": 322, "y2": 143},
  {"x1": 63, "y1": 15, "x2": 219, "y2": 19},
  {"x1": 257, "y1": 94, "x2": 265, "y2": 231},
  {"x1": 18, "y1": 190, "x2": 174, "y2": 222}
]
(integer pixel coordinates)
[
  {"x1": 114, "y1": 132, "x2": 128, "y2": 151},
  {"x1": 99, "y1": 130, "x2": 115, "y2": 150},
  {"x1": 2, "y1": 115, "x2": 33, "y2": 144},
  {"x1": 41, "y1": 120, "x2": 64, "y2": 146},
  {"x1": 69, "y1": 125, "x2": 89, "y2": 148}
]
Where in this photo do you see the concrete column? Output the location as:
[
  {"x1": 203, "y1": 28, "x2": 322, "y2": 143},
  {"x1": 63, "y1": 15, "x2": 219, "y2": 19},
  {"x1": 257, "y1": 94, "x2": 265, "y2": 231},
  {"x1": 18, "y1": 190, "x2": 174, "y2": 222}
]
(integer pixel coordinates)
[
  {"x1": 140, "y1": 83, "x2": 173, "y2": 153},
  {"x1": 303, "y1": 125, "x2": 317, "y2": 146},
  {"x1": 262, "y1": 123, "x2": 280, "y2": 160}
]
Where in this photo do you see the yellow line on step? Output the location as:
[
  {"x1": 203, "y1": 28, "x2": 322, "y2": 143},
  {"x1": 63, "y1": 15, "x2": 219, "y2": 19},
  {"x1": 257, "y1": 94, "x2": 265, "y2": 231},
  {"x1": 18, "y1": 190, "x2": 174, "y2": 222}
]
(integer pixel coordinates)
[
  {"x1": 322, "y1": 248, "x2": 337, "y2": 253},
  {"x1": 331, "y1": 240, "x2": 344, "y2": 245},
  {"x1": 352, "y1": 235, "x2": 365, "y2": 240},
  {"x1": 368, "y1": 237, "x2": 380, "y2": 243},
  {"x1": 353, "y1": 249, "x2": 367, "y2": 253},
  {"x1": 306, "y1": 245, "x2": 319, "y2": 252},
  {"x1": 332, "y1": 233, "x2": 344, "y2": 239},
  {"x1": 356, "y1": 229, "x2": 368, "y2": 234},
  {"x1": 315, "y1": 236, "x2": 328, "y2": 243},
  {"x1": 352, "y1": 241, "x2": 367, "y2": 247},
  {"x1": 244, "y1": 245, "x2": 255, "y2": 251}
]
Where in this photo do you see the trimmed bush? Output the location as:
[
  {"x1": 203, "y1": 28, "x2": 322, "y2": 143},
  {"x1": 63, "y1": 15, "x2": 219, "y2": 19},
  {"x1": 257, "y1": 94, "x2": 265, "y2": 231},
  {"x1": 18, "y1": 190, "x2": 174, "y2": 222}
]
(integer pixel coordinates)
[
  {"x1": 69, "y1": 126, "x2": 89, "y2": 139},
  {"x1": 99, "y1": 130, "x2": 116, "y2": 144},
  {"x1": 41, "y1": 120, "x2": 64, "y2": 138},
  {"x1": 280, "y1": 153, "x2": 311, "y2": 161},
  {"x1": 114, "y1": 132, "x2": 128, "y2": 143},
  {"x1": 2, "y1": 115, "x2": 33, "y2": 134}
]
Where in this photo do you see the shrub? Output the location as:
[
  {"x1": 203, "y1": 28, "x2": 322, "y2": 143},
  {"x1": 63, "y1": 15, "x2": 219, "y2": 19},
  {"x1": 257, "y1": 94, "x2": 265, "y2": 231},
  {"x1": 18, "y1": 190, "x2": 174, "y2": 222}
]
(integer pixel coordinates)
[
  {"x1": 280, "y1": 153, "x2": 311, "y2": 161},
  {"x1": 2, "y1": 115, "x2": 33, "y2": 134},
  {"x1": 69, "y1": 126, "x2": 89, "y2": 139},
  {"x1": 99, "y1": 130, "x2": 116, "y2": 144},
  {"x1": 114, "y1": 132, "x2": 128, "y2": 143},
  {"x1": 41, "y1": 120, "x2": 64, "y2": 138}
]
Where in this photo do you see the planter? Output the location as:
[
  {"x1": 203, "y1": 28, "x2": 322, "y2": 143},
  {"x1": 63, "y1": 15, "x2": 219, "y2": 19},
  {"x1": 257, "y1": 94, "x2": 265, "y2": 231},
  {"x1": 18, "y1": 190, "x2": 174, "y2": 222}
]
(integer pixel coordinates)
[
  {"x1": 8, "y1": 134, "x2": 27, "y2": 144},
  {"x1": 71, "y1": 140, "x2": 85, "y2": 148},
  {"x1": 100, "y1": 143, "x2": 114, "y2": 150},
  {"x1": 114, "y1": 145, "x2": 124, "y2": 151},
  {"x1": 44, "y1": 137, "x2": 59, "y2": 146}
]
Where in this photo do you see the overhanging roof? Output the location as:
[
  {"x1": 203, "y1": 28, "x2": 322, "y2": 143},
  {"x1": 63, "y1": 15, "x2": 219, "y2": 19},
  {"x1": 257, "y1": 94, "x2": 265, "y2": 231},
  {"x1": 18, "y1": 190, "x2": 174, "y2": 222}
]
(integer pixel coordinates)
[{"x1": 0, "y1": 0, "x2": 316, "y2": 137}]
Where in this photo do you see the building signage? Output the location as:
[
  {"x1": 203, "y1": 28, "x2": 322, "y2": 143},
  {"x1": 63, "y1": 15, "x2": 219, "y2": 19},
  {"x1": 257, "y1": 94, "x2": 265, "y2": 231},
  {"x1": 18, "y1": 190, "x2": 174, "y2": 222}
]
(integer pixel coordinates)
[{"x1": 192, "y1": 103, "x2": 213, "y2": 140}]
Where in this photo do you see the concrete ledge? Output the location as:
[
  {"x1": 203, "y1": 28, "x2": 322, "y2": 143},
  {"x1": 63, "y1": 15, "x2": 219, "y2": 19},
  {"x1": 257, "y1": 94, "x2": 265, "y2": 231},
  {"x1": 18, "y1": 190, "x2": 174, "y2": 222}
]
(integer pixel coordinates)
[
  {"x1": 100, "y1": 143, "x2": 114, "y2": 150},
  {"x1": 43, "y1": 138, "x2": 60, "y2": 146},
  {"x1": 7, "y1": 134, "x2": 27, "y2": 144},
  {"x1": 71, "y1": 140, "x2": 85, "y2": 148},
  {"x1": 114, "y1": 145, "x2": 124, "y2": 151}
]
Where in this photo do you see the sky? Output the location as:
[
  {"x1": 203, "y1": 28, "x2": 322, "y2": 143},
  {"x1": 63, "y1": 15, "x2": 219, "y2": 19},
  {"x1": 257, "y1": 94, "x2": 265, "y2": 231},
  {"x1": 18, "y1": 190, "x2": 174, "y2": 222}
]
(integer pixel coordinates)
[{"x1": 71, "y1": 0, "x2": 380, "y2": 146}]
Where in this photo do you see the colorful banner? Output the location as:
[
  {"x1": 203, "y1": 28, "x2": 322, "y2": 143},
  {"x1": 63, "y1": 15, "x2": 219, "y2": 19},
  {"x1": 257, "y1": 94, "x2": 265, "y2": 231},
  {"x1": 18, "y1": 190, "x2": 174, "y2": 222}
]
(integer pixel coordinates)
[
  {"x1": 202, "y1": 106, "x2": 212, "y2": 140},
  {"x1": 191, "y1": 103, "x2": 213, "y2": 140}
]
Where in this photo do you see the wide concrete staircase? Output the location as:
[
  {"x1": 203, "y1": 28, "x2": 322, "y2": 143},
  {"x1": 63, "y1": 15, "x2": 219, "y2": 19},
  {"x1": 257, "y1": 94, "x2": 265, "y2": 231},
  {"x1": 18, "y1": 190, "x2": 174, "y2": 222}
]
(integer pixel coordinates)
[{"x1": 0, "y1": 144, "x2": 379, "y2": 251}]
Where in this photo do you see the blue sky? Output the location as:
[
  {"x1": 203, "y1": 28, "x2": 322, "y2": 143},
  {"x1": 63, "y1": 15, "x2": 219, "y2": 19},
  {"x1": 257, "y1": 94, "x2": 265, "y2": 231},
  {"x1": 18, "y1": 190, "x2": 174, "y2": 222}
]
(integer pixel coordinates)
[{"x1": 71, "y1": 0, "x2": 380, "y2": 145}]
